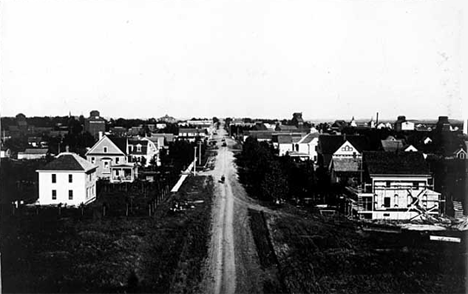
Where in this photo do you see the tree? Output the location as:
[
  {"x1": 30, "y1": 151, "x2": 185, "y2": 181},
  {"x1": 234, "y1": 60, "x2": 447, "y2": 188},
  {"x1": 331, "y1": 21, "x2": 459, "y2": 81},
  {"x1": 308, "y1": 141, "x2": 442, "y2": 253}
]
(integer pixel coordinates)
[{"x1": 261, "y1": 161, "x2": 289, "y2": 203}]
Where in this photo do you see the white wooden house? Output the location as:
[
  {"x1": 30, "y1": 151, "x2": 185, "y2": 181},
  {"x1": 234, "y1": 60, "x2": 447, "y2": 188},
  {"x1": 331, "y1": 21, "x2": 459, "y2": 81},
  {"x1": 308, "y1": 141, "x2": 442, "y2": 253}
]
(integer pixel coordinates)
[{"x1": 36, "y1": 152, "x2": 97, "y2": 206}]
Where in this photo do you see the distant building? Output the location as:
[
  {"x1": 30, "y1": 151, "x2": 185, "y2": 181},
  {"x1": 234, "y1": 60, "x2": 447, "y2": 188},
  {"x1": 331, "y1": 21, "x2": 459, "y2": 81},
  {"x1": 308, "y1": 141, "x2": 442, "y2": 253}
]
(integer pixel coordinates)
[
  {"x1": 158, "y1": 114, "x2": 177, "y2": 124},
  {"x1": 109, "y1": 126, "x2": 128, "y2": 137},
  {"x1": 243, "y1": 130, "x2": 275, "y2": 142},
  {"x1": 84, "y1": 110, "x2": 106, "y2": 139},
  {"x1": 36, "y1": 152, "x2": 97, "y2": 206},
  {"x1": 292, "y1": 112, "x2": 304, "y2": 127},
  {"x1": 349, "y1": 117, "x2": 357, "y2": 128},
  {"x1": 394, "y1": 116, "x2": 415, "y2": 132},
  {"x1": 295, "y1": 132, "x2": 320, "y2": 162},
  {"x1": 17, "y1": 148, "x2": 49, "y2": 160},
  {"x1": 272, "y1": 133, "x2": 304, "y2": 156},
  {"x1": 275, "y1": 125, "x2": 299, "y2": 132},
  {"x1": 435, "y1": 116, "x2": 451, "y2": 132},
  {"x1": 178, "y1": 128, "x2": 207, "y2": 142}
]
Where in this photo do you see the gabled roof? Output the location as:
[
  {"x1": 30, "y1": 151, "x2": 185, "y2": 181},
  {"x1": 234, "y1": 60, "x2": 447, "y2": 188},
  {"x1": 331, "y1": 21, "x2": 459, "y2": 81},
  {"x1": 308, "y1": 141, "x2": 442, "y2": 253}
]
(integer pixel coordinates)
[
  {"x1": 245, "y1": 130, "x2": 274, "y2": 140},
  {"x1": 319, "y1": 135, "x2": 345, "y2": 154},
  {"x1": 319, "y1": 135, "x2": 370, "y2": 155},
  {"x1": 86, "y1": 135, "x2": 127, "y2": 156},
  {"x1": 381, "y1": 139, "x2": 405, "y2": 152},
  {"x1": 276, "y1": 125, "x2": 298, "y2": 131},
  {"x1": 39, "y1": 152, "x2": 97, "y2": 172},
  {"x1": 109, "y1": 137, "x2": 128, "y2": 154},
  {"x1": 364, "y1": 151, "x2": 430, "y2": 175},
  {"x1": 298, "y1": 132, "x2": 320, "y2": 144},
  {"x1": 347, "y1": 136, "x2": 370, "y2": 152},
  {"x1": 331, "y1": 157, "x2": 360, "y2": 172},
  {"x1": 21, "y1": 148, "x2": 48, "y2": 154}
]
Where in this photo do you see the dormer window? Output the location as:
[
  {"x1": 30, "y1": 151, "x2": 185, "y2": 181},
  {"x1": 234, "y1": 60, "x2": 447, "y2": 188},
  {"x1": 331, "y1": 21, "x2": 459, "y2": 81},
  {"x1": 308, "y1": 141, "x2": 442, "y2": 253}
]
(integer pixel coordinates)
[
  {"x1": 458, "y1": 152, "x2": 466, "y2": 159},
  {"x1": 103, "y1": 146, "x2": 108, "y2": 153}
]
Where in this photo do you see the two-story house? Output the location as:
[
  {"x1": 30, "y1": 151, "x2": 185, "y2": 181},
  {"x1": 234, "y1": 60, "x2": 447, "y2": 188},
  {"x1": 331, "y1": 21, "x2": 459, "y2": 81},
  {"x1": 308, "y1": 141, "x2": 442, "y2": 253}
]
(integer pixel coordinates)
[
  {"x1": 318, "y1": 135, "x2": 370, "y2": 184},
  {"x1": 355, "y1": 151, "x2": 441, "y2": 220},
  {"x1": 85, "y1": 135, "x2": 137, "y2": 183},
  {"x1": 127, "y1": 138, "x2": 159, "y2": 165},
  {"x1": 272, "y1": 133, "x2": 304, "y2": 156},
  {"x1": 36, "y1": 152, "x2": 97, "y2": 206}
]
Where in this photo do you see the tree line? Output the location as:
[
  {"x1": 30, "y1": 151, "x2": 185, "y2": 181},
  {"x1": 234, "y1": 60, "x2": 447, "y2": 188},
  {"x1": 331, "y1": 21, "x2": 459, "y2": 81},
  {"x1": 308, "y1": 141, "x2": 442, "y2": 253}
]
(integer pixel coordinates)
[{"x1": 235, "y1": 137, "x2": 329, "y2": 204}]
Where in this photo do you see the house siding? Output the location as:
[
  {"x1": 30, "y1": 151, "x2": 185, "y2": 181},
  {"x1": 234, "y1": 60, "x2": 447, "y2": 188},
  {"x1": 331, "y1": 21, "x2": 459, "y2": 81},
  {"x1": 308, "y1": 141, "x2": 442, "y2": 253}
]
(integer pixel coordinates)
[{"x1": 38, "y1": 170, "x2": 97, "y2": 206}]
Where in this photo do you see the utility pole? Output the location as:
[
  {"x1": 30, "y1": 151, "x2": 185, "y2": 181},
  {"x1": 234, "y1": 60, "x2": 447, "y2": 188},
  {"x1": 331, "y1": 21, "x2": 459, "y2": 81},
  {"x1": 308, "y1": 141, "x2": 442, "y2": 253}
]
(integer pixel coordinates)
[
  {"x1": 193, "y1": 146, "x2": 197, "y2": 175},
  {"x1": 198, "y1": 141, "x2": 202, "y2": 165}
]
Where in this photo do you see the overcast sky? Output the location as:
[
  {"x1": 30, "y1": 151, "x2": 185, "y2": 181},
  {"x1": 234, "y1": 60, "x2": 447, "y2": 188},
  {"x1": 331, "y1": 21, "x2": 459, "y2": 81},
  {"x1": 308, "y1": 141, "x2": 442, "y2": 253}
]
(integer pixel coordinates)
[{"x1": 1, "y1": 0, "x2": 466, "y2": 120}]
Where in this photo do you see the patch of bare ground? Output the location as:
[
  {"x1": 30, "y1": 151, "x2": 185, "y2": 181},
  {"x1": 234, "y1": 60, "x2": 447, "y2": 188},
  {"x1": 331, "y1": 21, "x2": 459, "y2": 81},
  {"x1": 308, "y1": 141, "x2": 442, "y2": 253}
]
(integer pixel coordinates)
[{"x1": 264, "y1": 204, "x2": 467, "y2": 294}]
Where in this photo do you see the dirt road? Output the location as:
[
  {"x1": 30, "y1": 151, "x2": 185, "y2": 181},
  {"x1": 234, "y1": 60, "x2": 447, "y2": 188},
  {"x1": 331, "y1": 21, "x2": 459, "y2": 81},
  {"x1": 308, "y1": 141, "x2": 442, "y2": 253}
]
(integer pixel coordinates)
[{"x1": 200, "y1": 126, "x2": 263, "y2": 294}]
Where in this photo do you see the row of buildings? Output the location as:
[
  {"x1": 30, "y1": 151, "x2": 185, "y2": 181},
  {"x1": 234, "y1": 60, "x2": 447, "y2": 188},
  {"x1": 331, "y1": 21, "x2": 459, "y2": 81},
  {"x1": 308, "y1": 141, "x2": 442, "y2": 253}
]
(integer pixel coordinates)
[
  {"x1": 241, "y1": 114, "x2": 468, "y2": 220},
  {"x1": 25, "y1": 114, "x2": 215, "y2": 207}
]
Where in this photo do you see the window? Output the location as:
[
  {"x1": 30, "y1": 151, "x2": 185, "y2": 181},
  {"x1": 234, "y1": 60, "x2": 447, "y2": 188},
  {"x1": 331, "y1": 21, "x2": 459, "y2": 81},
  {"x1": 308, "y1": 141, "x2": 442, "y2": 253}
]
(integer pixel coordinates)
[
  {"x1": 129, "y1": 145, "x2": 133, "y2": 152},
  {"x1": 394, "y1": 194, "x2": 399, "y2": 207},
  {"x1": 103, "y1": 161, "x2": 109, "y2": 170},
  {"x1": 458, "y1": 152, "x2": 466, "y2": 159},
  {"x1": 91, "y1": 157, "x2": 95, "y2": 164},
  {"x1": 386, "y1": 181, "x2": 391, "y2": 188},
  {"x1": 52, "y1": 174, "x2": 56, "y2": 183},
  {"x1": 342, "y1": 145, "x2": 353, "y2": 152},
  {"x1": 413, "y1": 181, "x2": 419, "y2": 189},
  {"x1": 428, "y1": 178, "x2": 433, "y2": 186},
  {"x1": 69, "y1": 190, "x2": 73, "y2": 200},
  {"x1": 103, "y1": 146, "x2": 108, "y2": 153},
  {"x1": 384, "y1": 197, "x2": 391, "y2": 208},
  {"x1": 116, "y1": 158, "x2": 120, "y2": 164},
  {"x1": 137, "y1": 145, "x2": 142, "y2": 152},
  {"x1": 69, "y1": 174, "x2": 73, "y2": 183},
  {"x1": 52, "y1": 190, "x2": 57, "y2": 200}
]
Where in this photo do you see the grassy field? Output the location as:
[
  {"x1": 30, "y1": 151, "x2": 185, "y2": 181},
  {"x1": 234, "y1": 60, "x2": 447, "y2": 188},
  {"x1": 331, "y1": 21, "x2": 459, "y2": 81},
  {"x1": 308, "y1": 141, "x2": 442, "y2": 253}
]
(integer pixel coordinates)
[
  {"x1": 257, "y1": 205, "x2": 467, "y2": 294},
  {"x1": 0, "y1": 175, "x2": 214, "y2": 293}
]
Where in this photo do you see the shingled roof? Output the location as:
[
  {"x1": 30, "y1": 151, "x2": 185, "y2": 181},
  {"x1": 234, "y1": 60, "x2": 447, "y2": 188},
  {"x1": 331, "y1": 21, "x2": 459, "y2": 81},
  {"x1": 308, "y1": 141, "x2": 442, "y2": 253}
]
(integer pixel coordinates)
[
  {"x1": 39, "y1": 152, "x2": 97, "y2": 172},
  {"x1": 319, "y1": 135, "x2": 370, "y2": 155},
  {"x1": 109, "y1": 137, "x2": 128, "y2": 154},
  {"x1": 380, "y1": 139, "x2": 405, "y2": 152},
  {"x1": 331, "y1": 157, "x2": 360, "y2": 172},
  {"x1": 363, "y1": 151, "x2": 430, "y2": 176},
  {"x1": 299, "y1": 132, "x2": 320, "y2": 144}
]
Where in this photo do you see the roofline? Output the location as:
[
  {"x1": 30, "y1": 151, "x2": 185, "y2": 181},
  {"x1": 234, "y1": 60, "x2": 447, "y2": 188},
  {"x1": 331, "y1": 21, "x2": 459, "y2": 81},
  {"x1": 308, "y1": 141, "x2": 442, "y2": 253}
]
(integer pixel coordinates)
[
  {"x1": 370, "y1": 173, "x2": 431, "y2": 177},
  {"x1": 36, "y1": 167, "x2": 97, "y2": 173},
  {"x1": 86, "y1": 153, "x2": 126, "y2": 156},
  {"x1": 85, "y1": 135, "x2": 127, "y2": 156}
]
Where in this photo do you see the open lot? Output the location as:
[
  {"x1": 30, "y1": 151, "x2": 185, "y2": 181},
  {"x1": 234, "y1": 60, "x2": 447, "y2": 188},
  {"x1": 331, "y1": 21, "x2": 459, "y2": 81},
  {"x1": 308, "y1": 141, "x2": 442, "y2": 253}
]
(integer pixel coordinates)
[{"x1": 250, "y1": 204, "x2": 467, "y2": 294}]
